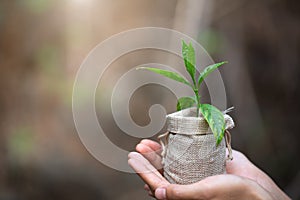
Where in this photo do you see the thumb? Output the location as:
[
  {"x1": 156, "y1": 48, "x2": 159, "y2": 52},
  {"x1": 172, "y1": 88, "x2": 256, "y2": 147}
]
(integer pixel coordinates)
[{"x1": 155, "y1": 184, "x2": 207, "y2": 200}]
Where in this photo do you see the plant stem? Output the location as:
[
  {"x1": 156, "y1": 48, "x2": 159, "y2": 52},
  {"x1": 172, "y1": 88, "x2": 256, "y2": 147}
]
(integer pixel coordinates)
[{"x1": 193, "y1": 88, "x2": 201, "y2": 117}]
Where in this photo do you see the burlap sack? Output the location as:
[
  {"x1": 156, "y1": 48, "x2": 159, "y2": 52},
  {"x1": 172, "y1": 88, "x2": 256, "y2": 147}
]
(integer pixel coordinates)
[{"x1": 160, "y1": 107, "x2": 234, "y2": 185}]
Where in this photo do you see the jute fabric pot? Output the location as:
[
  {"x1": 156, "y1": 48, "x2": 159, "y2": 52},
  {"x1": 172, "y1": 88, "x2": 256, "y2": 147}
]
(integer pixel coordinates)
[{"x1": 161, "y1": 107, "x2": 234, "y2": 185}]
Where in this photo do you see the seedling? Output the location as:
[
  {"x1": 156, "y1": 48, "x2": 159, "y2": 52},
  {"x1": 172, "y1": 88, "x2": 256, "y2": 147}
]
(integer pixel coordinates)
[{"x1": 137, "y1": 40, "x2": 228, "y2": 145}]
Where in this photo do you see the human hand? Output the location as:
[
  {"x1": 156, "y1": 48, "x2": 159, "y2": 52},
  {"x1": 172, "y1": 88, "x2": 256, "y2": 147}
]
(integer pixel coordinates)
[{"x1": 128, "y1": 139, "x2": 290, "y2": 200}]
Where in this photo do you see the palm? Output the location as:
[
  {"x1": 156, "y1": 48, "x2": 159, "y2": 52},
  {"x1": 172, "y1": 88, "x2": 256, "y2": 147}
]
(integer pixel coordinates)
[{"x1": 128, "y1": 139, "x2": 290, "y2": 200}]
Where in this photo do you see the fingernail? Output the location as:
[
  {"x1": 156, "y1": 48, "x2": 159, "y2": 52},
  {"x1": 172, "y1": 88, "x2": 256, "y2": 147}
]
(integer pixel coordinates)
[{"x1": 155, "y1": 187, "x2": 166, "y2": 200}]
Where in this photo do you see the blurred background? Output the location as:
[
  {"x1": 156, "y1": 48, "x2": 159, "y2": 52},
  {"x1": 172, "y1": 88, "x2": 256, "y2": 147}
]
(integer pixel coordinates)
[{"x1": 1, "y1": 0, "x2": 300, "y2": 199}]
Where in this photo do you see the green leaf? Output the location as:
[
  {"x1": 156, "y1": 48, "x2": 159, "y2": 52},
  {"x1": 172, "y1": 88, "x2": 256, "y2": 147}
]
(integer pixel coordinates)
[
  {"x1": 137, "y1": 67, "x2": 192, "y2": 87},
  {"x1": 177, "y1": 96, "x2": 196, "y2": 111},
  {"x1": 200, "y1": 104, "x2": 225, "y2": 145},
  {"x1": 197, "y1": 61, "x2": 228, "y2": 87},
  {"x1": 182, "y1": 40, "x2": 196, "y2": 85}
]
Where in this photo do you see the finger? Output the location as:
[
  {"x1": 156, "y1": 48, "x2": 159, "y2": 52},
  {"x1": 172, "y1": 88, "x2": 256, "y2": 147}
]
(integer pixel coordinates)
[
  {"x1": 226, "y1": 150, "x2": 254, "y2": 177},
  {"x1": 140, "y1": 139, "x2": 162, "y2": 154},
  {"x1": 144, "y1": 184, "x2": 151, "y2": 192},
  {"x1": 155, "y1": 184, "x2": 201, "y2": 200},
  {"x1": 136, "y1": 143, "x2": 163, "y2": 171},
  {"x1": 158, "y1": 176, "x2": 224, "y2": 200},
  {"x1": 144, "y1": 184, "x2": 154, "y2": 197},
  {"x1": 128, "y1": 152, "x2": 169, "y2": 191},
  {"x1": 128, "y1": 153, "x2": 162, "y2": 190},
  {"x1": 147, "y1": 190, "x2": 154, "y2": 197},
  {"x1": 128, "y1": 152, "x2": 162, "y2": 177},
  {"x1": 163, "y1": 184, "x2": 207, "y2": 200}
]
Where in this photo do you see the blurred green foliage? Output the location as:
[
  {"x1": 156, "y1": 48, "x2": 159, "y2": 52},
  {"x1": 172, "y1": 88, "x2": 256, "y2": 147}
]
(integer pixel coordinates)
[
  {"x1": 17, "y1": 0, "x2": 53, "y2": 14},
  {"x1": 36, "y1": 44, "x2": 61, "y2": 77},
  {"x1": 8, "y1": 126, "x2": 34, "y2": 162},
  {"x1": 198, "y1": 29, "x2": 223, "y2": 55}
]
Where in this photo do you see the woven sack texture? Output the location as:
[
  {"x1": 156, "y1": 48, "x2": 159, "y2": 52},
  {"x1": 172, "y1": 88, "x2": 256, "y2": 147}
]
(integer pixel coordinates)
[{"x1": 162, "y1": 107, "x2": 234, "y2": 184}]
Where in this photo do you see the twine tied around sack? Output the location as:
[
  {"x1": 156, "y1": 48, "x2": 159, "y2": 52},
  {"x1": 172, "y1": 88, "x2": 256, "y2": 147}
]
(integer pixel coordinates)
[{"x1": 225, "y1": 130, "x2": 233, "y2": 160}]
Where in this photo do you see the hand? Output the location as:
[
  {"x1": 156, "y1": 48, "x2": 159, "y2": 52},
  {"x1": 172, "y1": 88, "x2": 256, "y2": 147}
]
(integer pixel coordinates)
[{"x1": 128, "y1": 139, "x2": 290, "y2": 200}]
